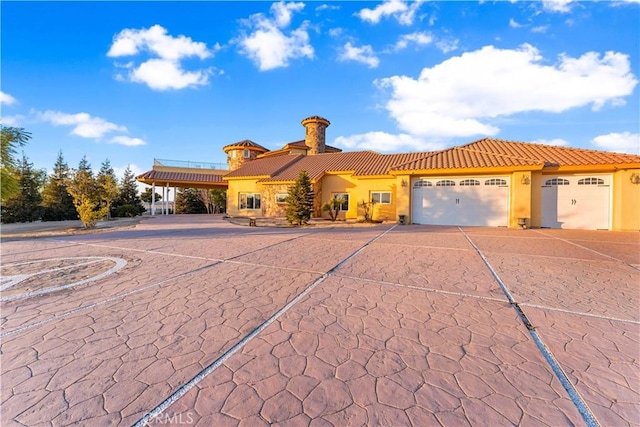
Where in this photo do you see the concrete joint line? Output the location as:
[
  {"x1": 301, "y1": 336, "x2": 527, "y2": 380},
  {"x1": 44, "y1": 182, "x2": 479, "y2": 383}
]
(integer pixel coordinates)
[
  {"x1": 332, "y1": 273, "x2": 507, "y2": 304},
  {"x1": 533, "y1": 230, "x2": 640, "y2": 272},
  {"x1": 0, "y1": 262, "x2": 222, "y2": 339},
  {"x1": 134, "y1": 224, "x2": 398, "y2": 427},
  {"x1": 520, "y1": 303, "x2": 640, "y2": 325},
  {"x1": 460, "y1": 227, "x2": 601, "y2": 427}
]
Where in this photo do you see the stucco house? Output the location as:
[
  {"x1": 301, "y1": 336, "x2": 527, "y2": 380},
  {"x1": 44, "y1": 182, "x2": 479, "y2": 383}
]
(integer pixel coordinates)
[{"x1": 138, "y1": 115, "x2": 640, "y2": 231}]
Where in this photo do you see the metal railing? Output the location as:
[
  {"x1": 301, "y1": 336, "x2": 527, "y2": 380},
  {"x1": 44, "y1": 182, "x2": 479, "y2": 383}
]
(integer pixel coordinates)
[{"x1": 154, "y1": 158, "x2": 228, "y2": 170}]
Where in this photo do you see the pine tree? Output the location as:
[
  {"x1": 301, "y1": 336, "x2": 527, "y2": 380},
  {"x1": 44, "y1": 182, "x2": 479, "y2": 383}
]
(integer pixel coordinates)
[
  {"x1": 285, "y1": 170, "x2": 314, "y2": 225},
  {"x1": 67, "y1": 156, "x2": 107, "y2": 228},
  {"x1": 41, "y1": 151, "x2": 77, "y2": 221},
  {"x1": 176, "y1": 188, "x2": 207, "y2": 214},
  {"x1": 1, "y1": 153, "x2": 44, "y2": 223},
  {"x1": 112, "y1": 165, "x2": 144, "y2": 217},
  {"x1": 96, "y1": 159, "x2": 119, "y2": 220}
]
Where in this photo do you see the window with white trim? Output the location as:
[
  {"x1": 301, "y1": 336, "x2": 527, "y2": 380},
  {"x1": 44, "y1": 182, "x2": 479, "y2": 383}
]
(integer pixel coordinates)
[
  {"x1": 413, "y1": 180, "x2": 433, "y2": 187},
  {"x1": 243, "y1": 149, "x2": 250, "y2": 158},
  {"x1": 460, "y1": 179, "x2": 480, "y2": 186},
  {"x1": 275, "y1": 193, "x2": 288, "y2": 204},
  {"x1": 239, "y1": 193, "x2": 261, "y2": 209},
  {"x1": 545, "y1": 178, "x2": 570, "y2": 186},
  {"x1": 578, "y1": 177, "x2": 605, "y2": 185},
  {"x1": 436, "y1": 180, "x2": 456, "y2": 186},
  {"x1": 371, "y1": 191, "x2": 391, "y2": 204},
  {"x1": 485, "y1": 178, "x2": 508, "y2": 186},
  {"x1": 332, "y1": 193, "x2": 349, "y2": 211}
]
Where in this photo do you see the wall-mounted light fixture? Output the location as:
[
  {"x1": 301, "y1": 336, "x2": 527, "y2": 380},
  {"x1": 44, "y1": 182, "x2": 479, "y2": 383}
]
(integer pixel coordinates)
[
  {"x1": 631, "y1": 172, "x2": 640, "y2": 185},
  {"x1": 401, "y1": 178, "x2": 408, "y2": 187},
  {"x1": 521, "y1": 175, "x2": 531, "y2": 185}
]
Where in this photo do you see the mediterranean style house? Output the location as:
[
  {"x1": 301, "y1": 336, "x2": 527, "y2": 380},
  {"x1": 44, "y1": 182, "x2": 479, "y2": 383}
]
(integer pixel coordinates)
[{"x1": 137, "y1": 115, "x2": 640, "y2": 231}]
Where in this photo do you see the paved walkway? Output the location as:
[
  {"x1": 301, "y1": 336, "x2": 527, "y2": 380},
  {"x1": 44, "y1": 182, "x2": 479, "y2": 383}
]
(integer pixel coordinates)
[{"x1": 1, "y1": 215, "x2": 638, "y2": 426}]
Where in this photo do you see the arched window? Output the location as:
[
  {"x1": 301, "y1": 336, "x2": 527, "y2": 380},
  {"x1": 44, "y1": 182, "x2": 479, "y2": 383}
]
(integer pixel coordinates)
[
  {"x1": 436, "y1": 180, "x2": 456, "y2": 187},
  {"x1": 485, "y1": 178, "x2": 508, "y2": 186},
  {"x1": 578, "y1": 177, "x2": 604, "y2": 185},
  {"x1": 545, "y1": 178, "x2": 570, "y2": 186},
  {"x1": 460, "y1": 179, "x2": 480, "y2": 186},
  {"x1": 413, "y1": 180, "x2": 433, "y2": 188}
]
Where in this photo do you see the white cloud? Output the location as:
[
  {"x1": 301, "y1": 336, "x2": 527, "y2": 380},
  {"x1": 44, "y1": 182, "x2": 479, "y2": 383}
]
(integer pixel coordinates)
[
  {"x1": 328, "y1": 28, "x2": 343, "y2": 38},
  {"x1": 238, "y1": 1, "x2": 314, "y2": 71},
  {"x1": 316, "y1": 4, "x2": 340, "y2": 12},
  {"x1": 0, "y1": 91, "x2": 17, "y2": 105},
  {"x1": 37, "y1": 110, "x2": 126, "y2": 138},
  {"x1": 530, "y1": 138, "x2": 570, "y2": 146},
  {"x1": 130, "y1": 59, "x2": 211, "y2": 91},
  {"x1": 110, "y1": 136, "x2": 147, "y2": 146},
  {"x1": 592, "y1": 132, "x2": 640, "y2": 155},
  {"x1": 509, "y1": 18, "x2": 523, "y2": 28},
  {"x1": 531, "y1": 25, "x2": 550, "y2": 33},
  {"x1": 435, "y1": 38, "x2": 459, "y2": 53},
  {"x1": 339, "y1": 42, "x2": 379, "y2": 68},
  {"x1": 376, "y1": 44, "x2": 638, "y2": 139},
  {"x1": 542, "y1": 0, "x2": 574, "y2": 13},
  {"x1": 0, "y1": 115, "x2": 24, "y2": 126},
  {"x1": 107, "y1": 25, "x2": 215, "y2": 90},
  {"x1": 395, "y1": 32, "x2": 433, "y2": 50},
  {"x1": 357, "y1": 0, "x2": 424, "y2": 25},
  {"x1": 108, "y1": 24, "x2": 211, "y2": 61},
  {"x1": 334, "y1": 131, "x2": 442, "y2": 153}
]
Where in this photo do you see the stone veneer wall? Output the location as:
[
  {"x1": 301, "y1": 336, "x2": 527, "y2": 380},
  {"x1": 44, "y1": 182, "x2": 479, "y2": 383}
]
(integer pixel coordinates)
[
  {"x1": 261, "y1": 184, "x2": 291, "y2": 217},
  {"x1": 303, "y1": 120, "x2": 328, "y2": 155},
  {"x1": 227, "y1": 149, "x2": 261, "y2": 172}
]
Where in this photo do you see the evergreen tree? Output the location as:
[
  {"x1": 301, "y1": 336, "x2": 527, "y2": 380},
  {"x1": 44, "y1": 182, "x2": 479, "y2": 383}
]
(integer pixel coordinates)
[
  {"x1": 96, "y1": 159, "x2": 119, "y2": 220},
  {"x1": 112, "y1": 165, "x2": 144, "y2": 217},
  {"x1": 140, "y1": 187, "x2": 161, "y2": 205},
  {"x1": 67, "y1": 156, "x2": 107, "y2": 228},
  {"x1": 176, "y1": 188, "x2": 207, "y2": 214},
  {"x1": 1, "y1": 153, "x2": 44, "y2": 223},
  {"x1": 41, "y1": 151, "x2": 77, "y2": 221},
  {"x1": 285, "y1": 170, "x2": 314, "y2": 225},
  {"x1": 1, "y1": 126, "x2": 31, "y2": 202}
]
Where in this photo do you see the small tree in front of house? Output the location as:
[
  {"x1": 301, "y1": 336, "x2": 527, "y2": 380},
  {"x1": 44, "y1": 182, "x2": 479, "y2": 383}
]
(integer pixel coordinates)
[
  {"x1": 322, "y1": 196, "x2": 344, "y2": 221},
  {"x1": 285, "y1": 170, "x2": 314, "y2": 226}
]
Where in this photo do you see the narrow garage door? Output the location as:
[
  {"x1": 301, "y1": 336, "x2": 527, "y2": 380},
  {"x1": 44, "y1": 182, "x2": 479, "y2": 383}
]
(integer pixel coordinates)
[
  {"x1": 412, "y1": 177, "x2": 509, "y2": 226},
  {"x1": 541, "y1": 175, "x2": 610, "y2": 230}
]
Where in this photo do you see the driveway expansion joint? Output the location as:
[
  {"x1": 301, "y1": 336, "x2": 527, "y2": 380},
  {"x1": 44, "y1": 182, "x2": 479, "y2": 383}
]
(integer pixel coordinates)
[{"x1": 460, "y1": 227, "x2": 602, "y2": 427}]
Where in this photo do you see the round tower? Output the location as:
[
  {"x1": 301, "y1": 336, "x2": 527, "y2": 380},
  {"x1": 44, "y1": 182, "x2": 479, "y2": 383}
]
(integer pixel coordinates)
[
  {"x1": 222, "y1": 140, "x2": 268, "y2": 171},
  {"x1": 301, "y1": 116, "x2": 330, "y2": 155}
]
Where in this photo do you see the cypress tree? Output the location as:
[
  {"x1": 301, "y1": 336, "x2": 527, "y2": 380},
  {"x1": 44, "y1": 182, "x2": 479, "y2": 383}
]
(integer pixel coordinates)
[{"x1": 285, "y1": 170, "x2": 314, "y2": 225}]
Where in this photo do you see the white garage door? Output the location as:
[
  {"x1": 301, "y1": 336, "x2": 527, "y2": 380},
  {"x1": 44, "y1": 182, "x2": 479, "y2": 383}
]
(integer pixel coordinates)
[
  {"x1": 541, "y1": 175, "x2": 611, "y2": 230},
  {"x1": 412, "y1": 177, "x2": 510, "y2": 226}
]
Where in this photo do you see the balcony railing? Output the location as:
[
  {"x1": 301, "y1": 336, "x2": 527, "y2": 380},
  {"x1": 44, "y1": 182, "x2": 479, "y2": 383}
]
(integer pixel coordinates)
[{"x1": 154, "y1": 158, "x2": 228, "y2": 170}]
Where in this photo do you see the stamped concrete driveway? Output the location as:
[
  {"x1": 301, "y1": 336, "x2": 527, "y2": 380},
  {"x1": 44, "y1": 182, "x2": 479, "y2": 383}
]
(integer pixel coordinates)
[{"x1": 1, "y1": 215, "x2": 638, "y2": 426}]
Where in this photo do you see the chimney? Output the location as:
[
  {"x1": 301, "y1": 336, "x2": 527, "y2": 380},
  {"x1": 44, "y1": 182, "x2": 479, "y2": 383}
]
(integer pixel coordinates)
[{"x1": 301, "y1": 116, "x2": 330, "y2": 155}]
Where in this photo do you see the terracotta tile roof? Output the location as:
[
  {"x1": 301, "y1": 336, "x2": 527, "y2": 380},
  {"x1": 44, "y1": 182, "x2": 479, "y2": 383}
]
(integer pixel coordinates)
[
  {"x1": 391, "y1": 138, "x2": 640, "y2": 171},
  {"x1": 222, "y1": 139, "x2": 268, "y2": 153},
  {"x1": 258, "y1": 151, "x2": 431, "y2": 182},
  {"x1": 226, "y1": 138, "x2": 640, "y2": 182},
  {"x1": 460, "y1": 138, "x2": 640, "y2": 166},
  {"x1": 391, "y1": 147, "x2": 543, "y2": 171},
  {"x1": 136, "y1": 170, "x2": 226, "y2": 185},
  {"x1": 223, "y1": 154, "x2": 304, "y2": 179}
]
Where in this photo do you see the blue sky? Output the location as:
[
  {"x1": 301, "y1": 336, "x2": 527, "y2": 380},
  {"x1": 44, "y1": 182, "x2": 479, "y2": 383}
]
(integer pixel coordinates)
[{"x1": 1, "y1": 0, "x2": 639, "y2": 182}]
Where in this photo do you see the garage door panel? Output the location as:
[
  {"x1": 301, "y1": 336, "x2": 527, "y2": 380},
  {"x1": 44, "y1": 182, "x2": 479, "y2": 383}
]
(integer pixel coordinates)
[
  {"x1": 412, "y1": 177, "x2": 509, "y2": 227},
  {"x1": 541, "y1": 175, "x2": 610, "y2": 230}
]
